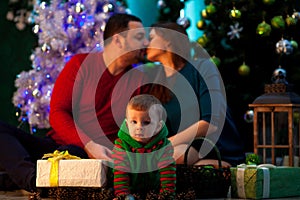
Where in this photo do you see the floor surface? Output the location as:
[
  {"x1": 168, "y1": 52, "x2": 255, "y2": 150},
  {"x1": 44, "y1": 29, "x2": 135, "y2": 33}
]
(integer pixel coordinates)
[{"x1": 1, "y1": 190, "x2": 300, "y2": 200}]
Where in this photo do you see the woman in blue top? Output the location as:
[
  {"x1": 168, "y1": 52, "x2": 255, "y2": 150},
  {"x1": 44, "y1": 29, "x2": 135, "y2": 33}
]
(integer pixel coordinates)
[{"x1": 145, "y1": 22, "x2": 245, "y2": 166}]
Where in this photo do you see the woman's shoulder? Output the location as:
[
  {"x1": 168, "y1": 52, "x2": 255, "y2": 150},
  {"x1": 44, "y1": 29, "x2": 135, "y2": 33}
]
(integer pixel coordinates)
[
  {"x1": 187, "y1": 58, "x2": 220, "y2": 78},
  {"x1": 188, "y1": 58, "x2": 215, "y2": 70}
]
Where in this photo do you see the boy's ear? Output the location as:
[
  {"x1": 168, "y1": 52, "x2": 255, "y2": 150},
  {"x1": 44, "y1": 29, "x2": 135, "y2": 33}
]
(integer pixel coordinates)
[
  {"x1": 155, "y1": 120, "x2": 164, "y2": 133},
  {"x1": 123, "y1": 119, "x2": 130, "y2": 133}
]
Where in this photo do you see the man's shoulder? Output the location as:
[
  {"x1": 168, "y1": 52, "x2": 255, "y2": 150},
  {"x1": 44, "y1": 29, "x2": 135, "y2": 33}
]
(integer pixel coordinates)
[
  {"x1": 71, "y1": 53, "x2": 89, "y2": 60},
  {"x1": 70, "y1": 52, "x2": 103, "y2": 63}
]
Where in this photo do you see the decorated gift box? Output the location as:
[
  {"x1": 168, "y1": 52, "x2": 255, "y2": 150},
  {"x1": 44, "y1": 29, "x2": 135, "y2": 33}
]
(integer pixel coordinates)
[
  {"x1": 230, "y1": 164, "x2": 300, "y2": 199},
  {"x1": 36, "y1": 150, "x2": 108, "y2": 187}
]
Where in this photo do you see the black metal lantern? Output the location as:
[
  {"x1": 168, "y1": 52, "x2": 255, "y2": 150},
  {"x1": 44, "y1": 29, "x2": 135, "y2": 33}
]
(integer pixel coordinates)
[{"x1": 249, "y1": 67, "x2": 300, "y2": 166}]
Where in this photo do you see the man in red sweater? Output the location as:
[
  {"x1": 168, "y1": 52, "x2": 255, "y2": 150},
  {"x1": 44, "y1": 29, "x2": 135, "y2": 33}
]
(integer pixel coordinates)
[{"x1": 0, "y1": 13, "x2": 149, "y2": 193}]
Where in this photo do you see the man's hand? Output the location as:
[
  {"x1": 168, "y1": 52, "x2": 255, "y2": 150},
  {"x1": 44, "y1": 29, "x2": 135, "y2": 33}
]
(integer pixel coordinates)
[{"x1": 84, "y1": 140, "x2": 112, "y2": 161}]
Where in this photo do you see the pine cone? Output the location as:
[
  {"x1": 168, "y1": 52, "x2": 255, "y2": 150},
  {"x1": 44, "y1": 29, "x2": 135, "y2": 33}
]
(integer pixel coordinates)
[
  {"x1": 145, "y1": 191, "x2": 159, "y2": 200},
  {"x1": 28, "y1": 192, "x2": 41, "y2": 200},
  {"x1": 175, "y1": 189, "x2": 196, "y2": 200}
]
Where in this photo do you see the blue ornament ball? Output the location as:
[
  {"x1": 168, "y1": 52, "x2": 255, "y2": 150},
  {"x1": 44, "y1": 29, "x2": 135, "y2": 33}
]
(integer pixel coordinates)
[{"x1": 125, "y1": 194, "x2": 135, "y2": 200}]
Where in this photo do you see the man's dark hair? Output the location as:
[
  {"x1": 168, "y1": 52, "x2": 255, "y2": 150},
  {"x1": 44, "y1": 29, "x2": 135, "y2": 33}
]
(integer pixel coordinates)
[{"x1": 103, "y1": 13, "x2": 142, "y2": 45}]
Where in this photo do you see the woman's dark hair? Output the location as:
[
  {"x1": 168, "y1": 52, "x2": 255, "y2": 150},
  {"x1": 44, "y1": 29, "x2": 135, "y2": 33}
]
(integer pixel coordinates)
[
  {"x1": 103, "y1": 13, "x2": 142, "y2": 45},
  {"x1": 149, "y1": 22, "x2": 191, "y2": 103},
  {"x1": 150, "y1": 22, "x2": 191, "y2": 67},
  {"x1": 148, "y1": 65, "x2": 172, "y2": 104}
]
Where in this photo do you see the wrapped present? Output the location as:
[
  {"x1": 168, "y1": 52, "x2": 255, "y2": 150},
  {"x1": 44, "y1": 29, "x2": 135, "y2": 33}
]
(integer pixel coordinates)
[
  {"x1": 231, "y1": 164, "x2": 300, "y2": 199},
  {"x1": 36, "y1": 150, "x2": 108, "y2": 187}
]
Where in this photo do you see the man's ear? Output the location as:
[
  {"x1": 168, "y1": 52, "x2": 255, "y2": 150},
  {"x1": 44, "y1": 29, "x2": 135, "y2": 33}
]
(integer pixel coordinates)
[
  {"x1": 165, "y1": 41, "x2": 172, "y2": 50},
  {"x1": 112, "y1": 34, "x2": 123, "y2": 48}
]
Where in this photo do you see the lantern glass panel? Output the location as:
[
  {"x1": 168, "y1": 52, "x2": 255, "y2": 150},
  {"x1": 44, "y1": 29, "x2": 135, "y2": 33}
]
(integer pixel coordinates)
[
  {"x1": 257, "y1": 147, "x2": 288, "y2": 165},
  {"x1": 257, "y1": 112, "x2": 270, "y2": 145},
  {"x1": 274, "y1": 112, "x2": 288, "y2": 145},
  {"x1": 257, "y1": 112, "x2": 288, "y2": 146},
  {"x1": 293, "y1": 110, "x2": 300, "y2": 156}
]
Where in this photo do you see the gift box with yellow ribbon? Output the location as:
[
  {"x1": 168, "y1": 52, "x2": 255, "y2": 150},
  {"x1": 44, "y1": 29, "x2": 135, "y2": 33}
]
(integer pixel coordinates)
[
  {"x1": 230, "y1": 164, "x2": 300, "y2": 199},
  {"x1": 36, "y1": 150, "x2": 108, "y2": 187}
]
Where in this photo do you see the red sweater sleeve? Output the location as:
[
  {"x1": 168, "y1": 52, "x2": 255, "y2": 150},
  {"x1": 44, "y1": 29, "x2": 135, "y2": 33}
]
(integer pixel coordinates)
[
  {"x1": 112, "y1": 139, "x2": 131, "y2": 196},
  {"x1": 47, "y1": 54, "x2": 91, "y2": 148},
  {"x1": 159, "y1": 144, "x2": 176, "y2": 195}
]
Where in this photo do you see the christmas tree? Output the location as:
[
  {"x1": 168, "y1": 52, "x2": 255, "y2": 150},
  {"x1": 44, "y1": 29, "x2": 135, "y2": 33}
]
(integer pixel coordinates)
[
  {"x1": 12, "y1": 0, "x2": 126, "y2": 133},
  {"x1": 157, "y1": 0, "x2": 300, "y2": 151},
  {"x1": 199, "y1": 0, "x2": 300, "y2": 151}
]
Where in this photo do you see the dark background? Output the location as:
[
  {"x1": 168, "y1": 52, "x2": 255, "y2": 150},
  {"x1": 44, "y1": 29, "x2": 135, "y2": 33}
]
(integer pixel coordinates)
[{"x1": 0, "y1": 0, "x2": 37, "y2": 128}]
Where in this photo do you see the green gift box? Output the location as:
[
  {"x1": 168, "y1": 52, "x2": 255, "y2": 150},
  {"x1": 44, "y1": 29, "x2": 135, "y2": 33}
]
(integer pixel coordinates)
[{"x1": 231, "y1": 165, "x2": 300, "y2": 199}]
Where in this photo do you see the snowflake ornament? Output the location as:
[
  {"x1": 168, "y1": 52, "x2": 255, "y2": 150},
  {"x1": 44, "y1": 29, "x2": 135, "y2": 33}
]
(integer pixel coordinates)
[{"x1": 227, "y1": 22, "x2": 243, "y2": 40}]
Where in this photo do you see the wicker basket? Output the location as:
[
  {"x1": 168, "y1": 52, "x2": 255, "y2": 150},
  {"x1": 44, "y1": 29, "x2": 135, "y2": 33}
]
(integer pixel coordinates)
[{"x1": 176, "y1": 137, "x2": 231, "y2": 199}]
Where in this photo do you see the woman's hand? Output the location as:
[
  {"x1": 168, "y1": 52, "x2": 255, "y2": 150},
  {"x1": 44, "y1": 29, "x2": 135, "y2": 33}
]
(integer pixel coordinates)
[
  {"x1": 84, "y1": 140, "x2": 112, "y2": 161},
  {"x1": 168, "y1": 120, "x2": 218, "y2": 164},
  {"x1": 168, "y1": 133, "x2": 190, "y2": 147},
  {"x1": 169, "y1": 120, "x2": 213, "y2": 147}
]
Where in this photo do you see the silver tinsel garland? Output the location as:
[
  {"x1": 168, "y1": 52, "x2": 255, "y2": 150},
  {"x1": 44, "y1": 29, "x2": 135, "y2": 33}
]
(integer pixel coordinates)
[{"x1": 12, "y1": 0, "x2": 125, "y2": 131}]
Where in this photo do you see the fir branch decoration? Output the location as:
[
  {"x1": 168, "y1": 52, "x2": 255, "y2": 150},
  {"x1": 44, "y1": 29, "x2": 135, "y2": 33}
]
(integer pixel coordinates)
[{"x1": 246, "y1": 153, "x2": 260, "y2": 165}]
